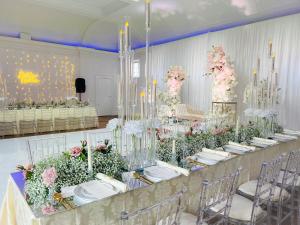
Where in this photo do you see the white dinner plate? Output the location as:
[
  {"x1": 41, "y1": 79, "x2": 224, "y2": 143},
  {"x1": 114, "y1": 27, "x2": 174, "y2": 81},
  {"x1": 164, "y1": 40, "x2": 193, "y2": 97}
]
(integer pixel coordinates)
[
  {"x1": 250, "y1": 141, "x2": 269, "y2": 148},
  {"x1": 194, "y1": 156, "x2": 219, "y2": 165},
  {"x1": 144, "y1": 166, "x2": 180, "y2": 181},
  {"x1": 74, "y1": 180, "x2": 119, "y2": 205},
  {"x1": 224, "y1": 145, "x2": 250, "y2": 152},
  {"x1": 196, "y1": 152, "x2": 228, "y2": 161},
  {"x1": 223, "y1": 146, "x2": 247, "y2": 155}
]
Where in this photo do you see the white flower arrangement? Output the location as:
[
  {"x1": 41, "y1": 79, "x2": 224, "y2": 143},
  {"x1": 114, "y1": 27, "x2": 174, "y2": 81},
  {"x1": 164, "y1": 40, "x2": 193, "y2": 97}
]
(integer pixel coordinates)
[
  {"x1": 106, "y1": 118, "x2": 121, "y2": 131},
  {"x1": 123, "y1": 120, "x2": 145, "y2": 138}
]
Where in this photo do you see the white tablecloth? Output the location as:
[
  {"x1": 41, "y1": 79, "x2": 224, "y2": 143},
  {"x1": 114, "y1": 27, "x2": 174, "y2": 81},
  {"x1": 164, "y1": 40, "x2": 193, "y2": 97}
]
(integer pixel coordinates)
[{"x1": 0, "y1": 107, "x2": 97, "y2": 134}]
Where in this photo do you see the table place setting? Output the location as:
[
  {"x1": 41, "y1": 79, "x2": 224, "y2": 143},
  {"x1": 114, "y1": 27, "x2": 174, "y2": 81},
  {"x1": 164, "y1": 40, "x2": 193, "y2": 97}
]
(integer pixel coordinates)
[
  {"x1": 122, "y1": 161, "x2": 185, "y2": 190},
  {"x1": 73, "y1": 180, "x2": 120, "y2": 206},
  {"x1": 59, "y1": 172, "x2": 127, "y2": 207},
  {"x1": 283, "y1": 129, "x2": 300, "y2": 136},
  {"x1": 250, "y1": 137, "x2": 279, "y2": 148},
  {"x1": 271, "y1": 133, "x2": 298, "y2": 142},
  {"x1": 187, "y1": 148, "x2": 233, "y2": 166},
  {"x1": 223, "y1": 141, "x2": 256, "y2": 155}
]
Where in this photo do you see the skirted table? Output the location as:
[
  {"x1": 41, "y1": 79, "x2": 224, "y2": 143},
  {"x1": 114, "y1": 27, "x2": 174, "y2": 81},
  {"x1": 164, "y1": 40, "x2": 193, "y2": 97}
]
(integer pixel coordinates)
[
  {"x1": 1, "y1": 139, "x2": 299, "y2": 225},
  {"x1": 0, "y1": 106, "x2": 98, "y2": 136}
]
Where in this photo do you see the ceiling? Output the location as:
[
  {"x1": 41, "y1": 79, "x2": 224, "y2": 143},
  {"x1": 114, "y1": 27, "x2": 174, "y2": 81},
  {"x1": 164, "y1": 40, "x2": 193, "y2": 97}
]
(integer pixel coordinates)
[{"x1": 0, "y1": 0, "x2": 300, "y2": 52}]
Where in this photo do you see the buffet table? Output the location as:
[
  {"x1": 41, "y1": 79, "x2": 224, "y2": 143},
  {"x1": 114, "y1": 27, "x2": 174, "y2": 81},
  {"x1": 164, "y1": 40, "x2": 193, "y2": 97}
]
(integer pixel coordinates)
[
  {"x1": 0, "y1": 106, "x2": 98, "y2": 135},
  {"x1": 1, "y1": 138, "x2": 299, "y2": 225}
]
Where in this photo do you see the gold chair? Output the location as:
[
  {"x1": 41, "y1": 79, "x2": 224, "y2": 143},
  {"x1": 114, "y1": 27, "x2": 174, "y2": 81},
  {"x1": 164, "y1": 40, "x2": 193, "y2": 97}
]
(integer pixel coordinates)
[
  {"x1": 36, "y1": 108, "x2": 53, "y2": 133},
  {"x1": 54, "y1": 108, "x2": 69, "y2": 132},
  {"x1": 0, "y1": 110, "x2": 18, "y2": 137}
]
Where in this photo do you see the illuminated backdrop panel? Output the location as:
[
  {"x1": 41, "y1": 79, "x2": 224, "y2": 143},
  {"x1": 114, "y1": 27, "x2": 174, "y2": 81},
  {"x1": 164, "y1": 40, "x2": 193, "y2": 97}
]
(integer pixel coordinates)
[{"x1": 0, "y1": 46, "x2": 77, "y2": 103}]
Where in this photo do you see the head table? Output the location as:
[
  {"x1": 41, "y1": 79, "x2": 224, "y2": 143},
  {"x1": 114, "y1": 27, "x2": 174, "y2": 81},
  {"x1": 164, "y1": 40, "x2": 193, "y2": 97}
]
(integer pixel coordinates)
[
  {"x1": 0, "y1": 106, "x2": 98, "y2": 135},
  {"x1": 1, "y1": 138, "x2": 299, "y2": 225}
]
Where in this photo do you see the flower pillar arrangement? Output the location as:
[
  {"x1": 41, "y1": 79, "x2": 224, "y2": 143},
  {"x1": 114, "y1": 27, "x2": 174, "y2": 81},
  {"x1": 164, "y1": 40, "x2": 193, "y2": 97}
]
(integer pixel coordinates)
[
  {"x1": 159, "y1": 66, "x2": 186, "y2": 119},
  {"x1": 206, "y1": 46, "x2": 237, "y2": 123}
]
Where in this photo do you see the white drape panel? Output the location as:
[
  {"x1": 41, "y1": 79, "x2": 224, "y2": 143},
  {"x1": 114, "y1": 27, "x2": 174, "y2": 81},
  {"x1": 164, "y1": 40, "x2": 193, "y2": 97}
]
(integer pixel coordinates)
[{"x1": 147, "y1": 13, "x2": 300, "y2": 130}]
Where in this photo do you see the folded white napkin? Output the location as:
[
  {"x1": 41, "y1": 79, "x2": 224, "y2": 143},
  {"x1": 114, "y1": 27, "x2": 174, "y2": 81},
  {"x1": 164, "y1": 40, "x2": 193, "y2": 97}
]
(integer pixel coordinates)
[
  {"x1": 253, "y1": 137, "x2": 278, "y2": 145},
  {"x1": 156, "y1": 160, "x2": 190, "y2": 176},
  {"x1": 228, "y1": 141, "x2": 256, "y2": 151},
  {"x1": 96, "y1": 173, "x2": 127, "y2": 193},
  {"x1": 283, "y1": 129, "x2": 300, "y2": 136}
]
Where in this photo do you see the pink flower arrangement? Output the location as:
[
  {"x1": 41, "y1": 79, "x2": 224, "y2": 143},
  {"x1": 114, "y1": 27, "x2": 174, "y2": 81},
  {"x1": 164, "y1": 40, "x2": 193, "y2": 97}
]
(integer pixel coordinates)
[
  {"x1": 207, "y1": 46, "x2": 237, "y2": 102},
  {"x1": 41, "y1": 167, "x2": 58, "y2": 187},
  {"x1": 41, "y1": 204, "x2": 56, "y2": 215},
  {"x1": 70, "y1": 146, "x2": 82, "y2": 157},
  {"x1": 166, "y1": 66, "x2": 186, "y2": 97}
]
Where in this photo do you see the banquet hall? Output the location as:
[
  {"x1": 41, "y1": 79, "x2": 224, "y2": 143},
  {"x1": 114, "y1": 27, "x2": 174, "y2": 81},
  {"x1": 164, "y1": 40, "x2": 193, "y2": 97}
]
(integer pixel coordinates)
[{"x1": 1, "y1": 0, "x2": 300, "y2": 224}]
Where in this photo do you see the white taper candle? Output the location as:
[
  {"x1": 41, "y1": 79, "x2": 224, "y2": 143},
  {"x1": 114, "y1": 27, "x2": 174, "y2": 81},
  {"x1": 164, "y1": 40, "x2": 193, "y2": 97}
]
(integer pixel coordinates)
[{"x1": 87, "y1": 135, "x2": 93, "y2": 173}]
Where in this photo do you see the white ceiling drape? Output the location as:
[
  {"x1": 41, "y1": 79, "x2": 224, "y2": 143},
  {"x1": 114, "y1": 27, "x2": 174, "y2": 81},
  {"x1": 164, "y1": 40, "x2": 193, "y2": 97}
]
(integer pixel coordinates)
[{"x1": 146, "y1": 13, "x2": 300, "y2": 130}]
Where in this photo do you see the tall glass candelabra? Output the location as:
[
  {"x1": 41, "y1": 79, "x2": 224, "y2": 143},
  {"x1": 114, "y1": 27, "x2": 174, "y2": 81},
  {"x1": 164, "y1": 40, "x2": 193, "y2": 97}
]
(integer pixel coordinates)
[
  {"x1": 243, "y1": 41, "x2": 280, "y2": 137},
  {"x1": 117, "y1": 0, "x2": 158, "y2": 171}
]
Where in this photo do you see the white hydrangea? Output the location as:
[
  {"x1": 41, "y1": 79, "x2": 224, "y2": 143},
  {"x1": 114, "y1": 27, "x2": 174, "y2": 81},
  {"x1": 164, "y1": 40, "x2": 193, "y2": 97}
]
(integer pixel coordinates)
[
  {"x1": 106, "y1": 118, "x2": 121, "y2": 130},
  {"x1": 123, "y1": 120, "x2": 145, "y2": 138}
]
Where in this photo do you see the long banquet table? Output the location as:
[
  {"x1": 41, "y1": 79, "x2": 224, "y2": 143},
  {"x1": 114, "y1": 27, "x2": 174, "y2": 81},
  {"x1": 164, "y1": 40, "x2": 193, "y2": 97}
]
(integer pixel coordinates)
[
  {"x1": 0, "y1": 106, "x2": 98, "y2": 135},
  {"x1": 1, "y1": 138, "x2": 299, "y2": 225}
]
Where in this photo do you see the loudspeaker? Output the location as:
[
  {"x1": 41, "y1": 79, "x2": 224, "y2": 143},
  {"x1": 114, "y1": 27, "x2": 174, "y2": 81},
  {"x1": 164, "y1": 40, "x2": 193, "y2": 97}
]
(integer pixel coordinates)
[{"x1": 75, "y1": 78, "x2": 86, "y2": 93}]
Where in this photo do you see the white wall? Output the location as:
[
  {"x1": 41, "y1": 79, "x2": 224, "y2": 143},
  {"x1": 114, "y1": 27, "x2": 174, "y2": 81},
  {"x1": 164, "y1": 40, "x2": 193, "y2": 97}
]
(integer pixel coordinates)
[
  {"x1": 135, "y1": 13, "x2": 300, "y2": 130},
  {"x1": 0, "y1": 36, "x2": 119, "y2": 115},
  {"x1": 79, "y1": 48, "x2": 119, "y2": 115}
]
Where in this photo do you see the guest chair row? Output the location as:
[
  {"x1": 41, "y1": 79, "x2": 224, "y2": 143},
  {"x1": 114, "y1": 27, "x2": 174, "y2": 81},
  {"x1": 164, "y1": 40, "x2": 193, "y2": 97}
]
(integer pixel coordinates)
[{"x1": 120, "y1": 150, "x2": 300, "y2": 225}]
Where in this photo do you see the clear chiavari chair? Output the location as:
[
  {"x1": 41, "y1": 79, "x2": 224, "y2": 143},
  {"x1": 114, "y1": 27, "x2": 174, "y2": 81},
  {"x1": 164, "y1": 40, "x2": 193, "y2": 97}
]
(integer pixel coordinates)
[
  {"x1": 274, "y1": 149, "x2": 300, "y2": 224},
  {"x1": 180, "y1": 168, "x2": 241, "y2": 225},
  {"x1": 54, "y1": 108, "x2": 69, "y2": 132},
  {"x1": 19, "y1": 109, "x2": 36, "y2": 135},
  {"x1": 36, "y1": 108, "x2": 53, "y2": 133},
  {"x1": 27, "y1": 135, "x2": 66, "y2": 164},
  {"x1": 0, "y1": 110, "x2": 18, "y2": 136},
  {"x1": 120, "y1": 189, "x2": 185, "y2": 225},
  {"x1": 228, "y1": 156, "x2": 285, "y2": 225}
]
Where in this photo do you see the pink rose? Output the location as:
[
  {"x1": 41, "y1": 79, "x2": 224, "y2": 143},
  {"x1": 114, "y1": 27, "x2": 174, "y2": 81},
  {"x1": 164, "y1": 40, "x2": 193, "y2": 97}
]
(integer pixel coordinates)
[
  {"x1": 70, "y1": 146, "x2": 82, "y2": 157},
  {"x1": 42, "y1": 167, "x2": 57, "y2": 187},
  {"x1": 41, "y1": 204, "x2": 56, "y2": 215}
]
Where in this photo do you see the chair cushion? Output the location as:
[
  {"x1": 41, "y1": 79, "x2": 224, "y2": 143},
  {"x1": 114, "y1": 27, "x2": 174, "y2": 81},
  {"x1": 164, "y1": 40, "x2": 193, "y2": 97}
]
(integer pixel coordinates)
[
  {"x1": 277, "y1": 170, "x2": 300, "y2": 186},
  {"x1": 211, "y1": 194, "x2": 265, "y2": 222},
  {"x1": 238, "y1": 180, "x2": 290, "y2": 201},
  {"x1": 180, "y1": 212, "x2": 208, "y2": 225}
]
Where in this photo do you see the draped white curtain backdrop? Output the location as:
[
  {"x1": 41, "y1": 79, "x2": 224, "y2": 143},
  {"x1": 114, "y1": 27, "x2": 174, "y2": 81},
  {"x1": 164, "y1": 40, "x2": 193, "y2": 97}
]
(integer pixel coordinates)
[{"x1": 143, "y1": 13, "x2": 300, "y2": 130}]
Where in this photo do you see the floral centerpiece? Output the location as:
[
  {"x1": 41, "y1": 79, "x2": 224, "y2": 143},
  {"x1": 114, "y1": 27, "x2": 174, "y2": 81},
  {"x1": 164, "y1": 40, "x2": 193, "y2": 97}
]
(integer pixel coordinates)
[
  {"x1": 159, "y1": 66, "x2": 186, "y2": 117},
  {"x1": 157, "y1": 121, "x2": 266, "y2": 167},
  {"x1": 20, "y1": 140, "x2": 127, "y2": 211},
  {"x1": 7, "y1": 99, "x2": 89, "y2": 109}
]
